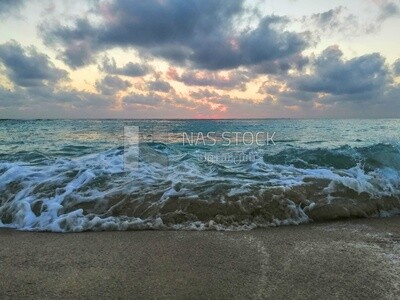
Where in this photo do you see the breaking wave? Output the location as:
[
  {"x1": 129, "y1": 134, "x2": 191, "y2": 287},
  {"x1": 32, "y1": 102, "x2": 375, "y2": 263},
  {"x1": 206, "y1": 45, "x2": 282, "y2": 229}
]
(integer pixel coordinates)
[{"x1": 0, "y1": 142, "x2": 399, "y2": 232}]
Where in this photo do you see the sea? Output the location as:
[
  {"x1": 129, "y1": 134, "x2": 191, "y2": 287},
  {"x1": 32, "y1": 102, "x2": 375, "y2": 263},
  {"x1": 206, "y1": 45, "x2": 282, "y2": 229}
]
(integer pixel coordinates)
[{"x1": 0, "y1": 119, "x2": 399, "y2": 232}]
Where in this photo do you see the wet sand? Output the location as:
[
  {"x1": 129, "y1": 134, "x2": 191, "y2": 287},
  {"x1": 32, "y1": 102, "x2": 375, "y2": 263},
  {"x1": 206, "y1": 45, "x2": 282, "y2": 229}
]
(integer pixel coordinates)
[{"x1": 1, "y1": 217, "x2": 399, "y2": 299}]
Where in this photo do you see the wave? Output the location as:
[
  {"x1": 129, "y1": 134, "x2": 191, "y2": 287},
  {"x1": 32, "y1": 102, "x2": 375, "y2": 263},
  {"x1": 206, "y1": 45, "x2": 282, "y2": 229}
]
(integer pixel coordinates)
[{"x1": 0, "y1": 143, "x2": 399, "y2": 232}]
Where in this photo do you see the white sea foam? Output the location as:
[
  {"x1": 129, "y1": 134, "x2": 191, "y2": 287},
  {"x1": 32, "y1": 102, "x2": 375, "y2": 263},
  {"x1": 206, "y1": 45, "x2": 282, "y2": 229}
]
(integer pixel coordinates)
[{"x1": 0, "y1": 143, "x2": 400, "y2": 232}]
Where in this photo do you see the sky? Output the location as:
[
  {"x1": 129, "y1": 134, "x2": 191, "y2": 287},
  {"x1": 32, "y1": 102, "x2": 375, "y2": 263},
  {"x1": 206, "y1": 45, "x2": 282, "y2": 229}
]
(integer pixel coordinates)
[{"x1": 0, "y1": 0, "x2": 399, "y2": 119}]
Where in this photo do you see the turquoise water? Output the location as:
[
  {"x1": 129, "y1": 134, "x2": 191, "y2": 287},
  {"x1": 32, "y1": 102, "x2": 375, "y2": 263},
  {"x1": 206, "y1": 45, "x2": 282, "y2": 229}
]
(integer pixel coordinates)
[{"x1": 0, "y1": 119, "x2": 399, "y2": 231}]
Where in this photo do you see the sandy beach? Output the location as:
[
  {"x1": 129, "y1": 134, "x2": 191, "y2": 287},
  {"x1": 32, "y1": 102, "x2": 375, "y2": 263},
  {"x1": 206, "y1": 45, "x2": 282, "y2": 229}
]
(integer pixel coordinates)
[{"x1": 0, "y1": 217, "x2": 399, "y2": 299}]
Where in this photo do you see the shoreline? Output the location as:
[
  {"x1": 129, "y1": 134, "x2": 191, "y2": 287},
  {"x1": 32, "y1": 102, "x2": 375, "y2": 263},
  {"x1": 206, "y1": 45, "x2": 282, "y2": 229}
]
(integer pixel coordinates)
[{"x1": 1, "y1": 216, "x2": 399, "y2": 299}]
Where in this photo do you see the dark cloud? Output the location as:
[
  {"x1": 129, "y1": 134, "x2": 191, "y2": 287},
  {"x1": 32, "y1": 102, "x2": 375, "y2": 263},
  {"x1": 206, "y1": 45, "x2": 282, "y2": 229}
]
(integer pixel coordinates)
[
  {"x1": 123, "y1": 93, "x2": 163, "y2": 107},
  {"x1": 279, "y1": 90, "x2": 316, "y2": 104},
  {"x1": 188, "y1": 89, "x2": 235, "y2": 106},
  {"x1": 40, "y1": 0, "x2": 309, "y2": 71},
  {"x1": 58, "y1": 41, "x2": 95, "y2": 69},
  {"x1": 100, "y1": 56, "x2": 151, "y2": 77},
  {"x1": 0, "y1": 84, "x2": 112, "y2": 114},
  {"x1": 147, "y1": 80, "x2": 172, "y2": 93},
  {"x1": 308, "y1": 83, "x2": 400, "y2": 118},
  {"x1": 377, "y1": 1, "x2": 400, "y2": 21},
  {"x1": 312, "y1": 7, "x2": 344, "y2": 27},
  {"x1": 304, "y1": 2, "x2": 400, "y2": 37},
  {"x1": 39, "y1": 19, "x2": 99, "y2": 68},
  {"x1": 252, "y1": 54, "x2": 309, "y2": 75},
  {"x1": 303, "y1": 6, "x2": 375, "y2": 36},
  {"x1": 257, "y1": 82, "x2": 283, "y2": 96},
  {"x1": 39, "y1": 0, "x2": 243, "y2": 68},
  {"x1": 95, "y1": 75, "x2": 131, "y2": 95},
  {"x1": 307, "y1": 7, "x2": 355, "y2": 32},
  {"x1": 178, "y1": 70, "x2": 250, "y2": 90},
  {"x1": 379, "y1": 85, "x2": 400, "y2": 116},
  {"x1": 393, "y1": 59, "x2": 400, "y2": 76},
  {"x1": 292, "y1": 46, "x2": 389, "y2": 99},
  {"x1": 189, "y1": 15, "x2": 309, "y2": 70},
  {"x1": 190, "y1": 89, "x2": 221, "y2": 99},
  {"x1": 0, "y1": 40, "x2": 68, "y2": 87},
  {"x1": 0, "y1": 86, "x2": 25, "y2": 108},
  {"x1": 24, "y1": 85, "x2": 111, "y2": 108},
  {"x1": 0, "y1": 0, "x2": 24, "y2": 17}
]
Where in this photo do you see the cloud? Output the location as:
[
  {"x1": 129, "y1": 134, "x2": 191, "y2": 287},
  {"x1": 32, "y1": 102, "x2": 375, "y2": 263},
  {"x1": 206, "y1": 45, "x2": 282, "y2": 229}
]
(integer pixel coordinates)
[
  {"x1": 0, "y1": 86, "x2": 25, "y2": 108},
  {"x1": 292, "y1": 46, "x2": 390, "y2": 100},
  {"x1": 0, "y1": 40, "x2": 68, "y2": 87},
  {"x1": 166, "y1": 67, "x2": 180, "y2": 80},
  {"x1": 95, "y1": 75, "x2": 131, "y2": 95},
  {"x1": 123, "y1": 93, "x2": 164, "y2": 107},
  {"x1": 39, "y1": 19, "x2": 99, "y2": 68},
  {"x1": 303, "y1": 6, "x2": 375, "y2": 36},
  {"x1": 26, "y1": 85, "x2": 112, "y2": 108},
  {"x1": 376, "y1": 0, "x2": 400, "y2": 21},
  {"x1": 40, "y1": 0, "x2": 309, "y2": 71},
  {"x1": 393, "y1": 59, "x2": 400, "y2": 76},
  {"x1": 147, "y1": 80, "x2": 172, "y2": 93},
  {"x1": 39, "y1": 0, "x2": 243, "y2": 68},
  {"x1": 0, "y1": 84, "x2": 113, "y2": 116},
  {"x1": 304, "y1": 2, "x2": 400, "y2": 37},
  {"x1": 306, "y1": 7, "x2": 359, "y2": 34},
  {"x1": 312, "y1": 7, "x2": 344, "y2": 27},
  {"x1": 252, "y1": 54, "x2": 309, "y2": 75},
  {"x1": 189, "y1": 89, "x2": 221, "y2": 99},
  {"x1": 189, "y1": 15, "x2": 309, "y2": 70},
  {"x1": 99, "y1": 56, "x2": 151, "y2": 77},
  {"x1": 0, "y1": 0, "x2": 24, "y2": 17},
  {"x1": 177, "y1": 70, "x2": 250, "y2": 90}
]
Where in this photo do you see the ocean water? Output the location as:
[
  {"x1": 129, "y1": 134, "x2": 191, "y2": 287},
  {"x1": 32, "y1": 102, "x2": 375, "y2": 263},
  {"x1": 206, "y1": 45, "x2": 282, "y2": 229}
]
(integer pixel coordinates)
[{"x1": 0, "y1": 119, "x2": 399, "y2": 232}]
